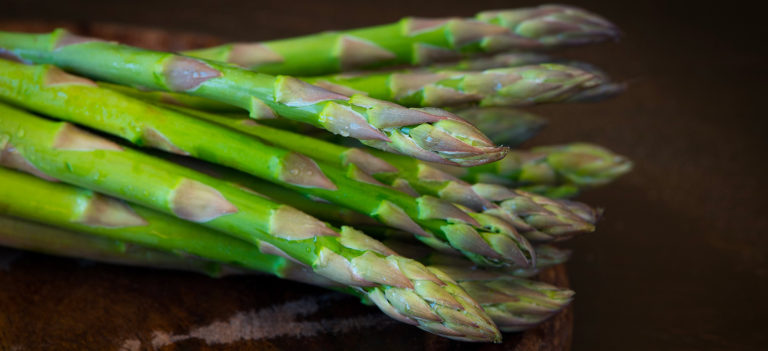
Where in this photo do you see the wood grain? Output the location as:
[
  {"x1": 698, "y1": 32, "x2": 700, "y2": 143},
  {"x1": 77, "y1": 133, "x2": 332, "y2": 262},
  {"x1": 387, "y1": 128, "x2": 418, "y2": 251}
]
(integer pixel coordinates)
[{"x1": 0, "y1": 22, "x2": 572, "y2": 351}]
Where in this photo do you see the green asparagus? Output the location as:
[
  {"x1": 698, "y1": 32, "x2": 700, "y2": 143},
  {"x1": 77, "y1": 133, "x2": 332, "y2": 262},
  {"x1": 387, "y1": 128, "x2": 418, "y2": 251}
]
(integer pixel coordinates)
[
  {"x1": 0, "y1": 31, "x2": 505, "y2": 166},
  {"x1": 0, "y1": 5, "x2": 622, "y2": 339},
  {"x1": 183, "y1": 5, "x2": 618, "y2": 75},
  {"x1": 0, "y1": 60, "x2": 538, "y2": 266},
  {"x1": 0, "y1": 86, "x2": 535, "y2": 270},
  {"x1": 303, "y1": 64, "x2": 606, "y2": 108},
  {"x1": 0, "y1": 163, "x2": 500, "y2": 342}
]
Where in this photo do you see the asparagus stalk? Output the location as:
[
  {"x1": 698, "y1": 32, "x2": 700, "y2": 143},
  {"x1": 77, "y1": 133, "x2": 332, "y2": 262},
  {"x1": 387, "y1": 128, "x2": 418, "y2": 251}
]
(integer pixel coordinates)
[
  {"x1": 437, "y1": 143, "x2": 633, "y2": 197},
  {"x1": 0, "y1": 213, "x2": 570, "y2": 333},
  {"x1": 427, "y1": 52, "x2": 554, "y2": 72},
  {"x1": 0, "y1": 63, "x2": 535, "y2": 267},
  {"x1": 183, "y1": 5, "x2": 618, "y2": 75},
  {"x1": 101, "y1": 85, "x2": 241, "y2": 112},
  {"x1": 0, "y1": 165, "x2": 501, "y2": 342},
  {"x1": 0, "y1": 31, "x2": 505, "y2": 166},
  {"x1": 303, "y1": 64, "x2": 607, "y2": 108},
  {"x1": 156, "y1": 105, "x2": 594, "y2": 242},
  {"x1": 0, "y1": 215, "x2": 229, "y2": 277}
]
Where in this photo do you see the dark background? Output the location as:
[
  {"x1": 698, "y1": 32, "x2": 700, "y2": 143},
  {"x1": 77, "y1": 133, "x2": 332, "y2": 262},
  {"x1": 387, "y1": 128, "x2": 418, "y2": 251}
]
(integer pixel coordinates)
[{"x1": 3, "y1": 1, "x2": 767, "y2": 350}]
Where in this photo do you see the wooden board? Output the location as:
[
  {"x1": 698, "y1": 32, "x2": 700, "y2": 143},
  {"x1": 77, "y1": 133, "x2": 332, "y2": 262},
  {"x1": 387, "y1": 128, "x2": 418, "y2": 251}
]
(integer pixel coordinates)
[{"x1": 0, "y1": 22, "x2": 573, "y2": 351}]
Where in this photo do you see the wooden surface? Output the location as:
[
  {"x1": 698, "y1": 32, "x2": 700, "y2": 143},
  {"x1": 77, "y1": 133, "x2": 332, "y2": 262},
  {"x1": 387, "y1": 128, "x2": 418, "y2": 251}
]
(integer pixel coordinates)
[{"x1": 0, "y1": 22, "x2": 573, "y2": 351}]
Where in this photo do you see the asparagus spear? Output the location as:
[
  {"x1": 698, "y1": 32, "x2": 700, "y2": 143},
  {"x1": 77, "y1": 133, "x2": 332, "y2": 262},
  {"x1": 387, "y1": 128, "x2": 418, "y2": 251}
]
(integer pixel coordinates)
[
  {"x1": 152, "y1": 105, "x2": 594, "y2": 242},
  {"x1": 183, "y1": 5, "x2": 618, "y2": 75},
  {"x1": 0, "y1": 165, "x2": 501, "y2": 342},
  {"x1": 0, "y1": 213, "x2": 570, "y2": 333},
  {"x1": 436, "y1": 143, "x2": 633, "y2": 197},
  {"x1": 303, "y1": 64, "x2": 607, "y2": 108},
  {"x1": 0, "y1": 31, "x2": 505, "y2": 166}
]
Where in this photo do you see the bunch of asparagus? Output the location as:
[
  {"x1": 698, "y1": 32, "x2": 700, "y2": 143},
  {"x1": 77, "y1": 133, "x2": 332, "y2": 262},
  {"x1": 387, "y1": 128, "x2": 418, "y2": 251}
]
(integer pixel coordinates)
[{"x1": 0, "y1": 4, "x2": 631, "y2": 342}]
